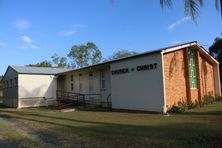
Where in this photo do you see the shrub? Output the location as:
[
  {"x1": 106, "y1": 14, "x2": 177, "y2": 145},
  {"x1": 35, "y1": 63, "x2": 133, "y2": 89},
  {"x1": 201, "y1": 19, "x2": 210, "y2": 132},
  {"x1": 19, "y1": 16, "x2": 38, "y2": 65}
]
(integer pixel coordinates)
[
  {"x1": 177, "y1": 100, "x2": 187, "y2": 111},
  {"x1": 169, "y1": 105, "x2": 185, "y2": 113},
  {"x1": 169, "y1": 93, "x2": 222, "y2": 113},
  {"x1": 187, "y1": 100, "x2": 198, "y2": 110},
  {"x1": 215, "y1": 96, "x2": 222, "y2": 102},
  {"x1": 202, "y1": 93, "x2": 214, "y2": 105},
  {"x1": 169, "y1": 100, "x2": 187, "y2": 113}
]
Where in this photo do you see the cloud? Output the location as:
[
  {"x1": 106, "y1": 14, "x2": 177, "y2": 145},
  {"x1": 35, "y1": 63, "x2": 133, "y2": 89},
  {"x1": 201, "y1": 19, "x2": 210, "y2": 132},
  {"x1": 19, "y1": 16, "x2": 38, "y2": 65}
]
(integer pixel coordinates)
[
  {"x1": 168, "y1": 16, "x2": 191, "y2": 30},
  {"x1": 22, "y1": 35, "x2": 33, "y2": 44},
  {"x1": 58, "y1": 24, "x2": 84, "y2": 37},
  {"x1": 0, "y1": 42, "x2": 6, "y2": 47},
  {"x1": 18, "y1": 35, "x2": 39, "y2": 49},
  {"x1": 14, "y1": 19, "x2": 31, "y2": 30},
  {"x1": 58, "y1": 30, "x2": 76, "y2": 37}
]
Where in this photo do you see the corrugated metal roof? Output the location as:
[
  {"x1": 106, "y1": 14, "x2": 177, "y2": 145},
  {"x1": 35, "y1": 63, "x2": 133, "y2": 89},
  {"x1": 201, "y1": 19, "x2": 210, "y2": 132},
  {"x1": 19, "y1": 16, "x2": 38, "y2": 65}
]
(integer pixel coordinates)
[{"x1": 10, "y1": 65, "x2": 72, "y2": 75}]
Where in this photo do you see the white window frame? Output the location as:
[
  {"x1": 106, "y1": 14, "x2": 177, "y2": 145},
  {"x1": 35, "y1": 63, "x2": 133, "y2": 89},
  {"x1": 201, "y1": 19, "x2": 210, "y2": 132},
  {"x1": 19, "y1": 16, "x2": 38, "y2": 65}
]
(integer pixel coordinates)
[{"x1": 100, "y1": 70, "x2": 106, "y2": 90}]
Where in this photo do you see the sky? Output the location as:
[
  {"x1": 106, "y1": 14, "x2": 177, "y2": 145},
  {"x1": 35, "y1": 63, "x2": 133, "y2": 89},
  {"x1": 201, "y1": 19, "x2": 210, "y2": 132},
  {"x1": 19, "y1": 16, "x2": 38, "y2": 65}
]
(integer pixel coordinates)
[{"x1": 0, "y1": 0, "x2": 221, "y2": 75}]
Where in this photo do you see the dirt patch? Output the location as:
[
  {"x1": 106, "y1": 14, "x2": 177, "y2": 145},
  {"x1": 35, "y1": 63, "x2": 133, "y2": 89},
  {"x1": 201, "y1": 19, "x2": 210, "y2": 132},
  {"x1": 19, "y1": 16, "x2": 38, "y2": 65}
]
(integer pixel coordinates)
[{"x1": 0, "y1": 115, "x2": 84, "y2": 147}]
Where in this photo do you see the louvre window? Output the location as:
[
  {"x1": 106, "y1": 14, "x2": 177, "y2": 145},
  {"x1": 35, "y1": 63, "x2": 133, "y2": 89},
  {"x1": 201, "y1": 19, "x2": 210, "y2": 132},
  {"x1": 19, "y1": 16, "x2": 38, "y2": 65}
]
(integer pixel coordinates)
[
  {"x1": 188, "y1": 49, "x2": 197, "y2": 89},
  {"x1": 70, "y1": 75, "x2": 73, "y2": 82},
  {"x1": 10, "y1": 79, "x2": 13, "y2": 88},
  {"x1": 14, "y1": 77, "x2": 18, "y2": 87},
  {"x1": 71, "y1": 83, "x2": 74, "y2": 91},
  {"x1": 100, "y1": 70, "x2": 106, "y2": 89}
]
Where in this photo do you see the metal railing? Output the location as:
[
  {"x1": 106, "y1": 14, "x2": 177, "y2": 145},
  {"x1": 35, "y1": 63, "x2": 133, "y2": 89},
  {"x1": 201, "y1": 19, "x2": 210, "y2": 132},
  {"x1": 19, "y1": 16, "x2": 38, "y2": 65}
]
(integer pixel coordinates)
[
  {"x1": 56, "y1": 90, "x2": 103, "y2": 109},
  {"x1": 56, "y1": 90, "x2": 86, "y2": 109}
]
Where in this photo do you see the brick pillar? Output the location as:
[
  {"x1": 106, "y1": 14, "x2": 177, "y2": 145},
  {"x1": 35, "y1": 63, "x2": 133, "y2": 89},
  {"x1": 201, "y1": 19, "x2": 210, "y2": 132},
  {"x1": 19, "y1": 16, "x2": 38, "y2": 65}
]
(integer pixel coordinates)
[
  {"x1": 183, "y1": 48, "x2": 191, "y2": 101},
  {"x1": 195, "y1": 50, "x2": 202, "y2": 102}
]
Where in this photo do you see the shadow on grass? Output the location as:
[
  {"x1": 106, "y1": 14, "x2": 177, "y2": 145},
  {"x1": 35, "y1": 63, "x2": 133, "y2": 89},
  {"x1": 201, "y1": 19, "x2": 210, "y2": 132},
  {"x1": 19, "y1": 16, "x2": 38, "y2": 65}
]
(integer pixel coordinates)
[
  {"x1": 1, "y1": 114, "x2": 222, "y2": 148},
  {"x1": 1, "y1": 102, "x2": 222, "y2": 147},
  {"x1": 0, "y1": 109, "x2": 222, "y2": 147},
  {"x1": 182, "y1": 111, "x2": 222, "y2": 116}
]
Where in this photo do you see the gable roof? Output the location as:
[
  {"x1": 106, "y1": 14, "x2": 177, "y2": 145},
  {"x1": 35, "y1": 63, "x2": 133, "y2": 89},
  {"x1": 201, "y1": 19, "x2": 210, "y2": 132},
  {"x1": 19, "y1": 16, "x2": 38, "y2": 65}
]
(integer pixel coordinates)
[{"x1": 9, "y1": 65, "x2": 71, "y2": 75}]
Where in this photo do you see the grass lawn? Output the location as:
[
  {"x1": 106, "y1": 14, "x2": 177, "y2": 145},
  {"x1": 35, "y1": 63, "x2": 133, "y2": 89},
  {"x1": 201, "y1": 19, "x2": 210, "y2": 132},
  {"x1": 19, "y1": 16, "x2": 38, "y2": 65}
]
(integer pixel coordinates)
[{"x1": 0, "y1": 102, "x2": 222, "y2": 148}]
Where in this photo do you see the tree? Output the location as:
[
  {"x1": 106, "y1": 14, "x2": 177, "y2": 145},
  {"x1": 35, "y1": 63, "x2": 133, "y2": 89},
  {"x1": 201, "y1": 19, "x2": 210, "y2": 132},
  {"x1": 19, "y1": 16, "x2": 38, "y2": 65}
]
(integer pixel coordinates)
[
  {"x1": 209, "y1": 37, "x2": 222, "y2": 87},
  {"x1": 108, "y1": 49, "x2": 138, "y2": 60},
  {"x1": 68, "y1": 42, "x2": 102, "y2": 68},
  {"x1": 209, "y1": 37, "x2": 222, "y2": 62},
  {"x1": 27, "y1": 60, "x2": 52, "y2": 67},
  {"x1": 160, "y1": 0, "x2": 222, "y2": 22},
  {"x1": 209, "y1": 37, "x2": 222, "y2": 63},
  {"x1": 51, "y1": 53, "x2": 69, "y2": 68}
]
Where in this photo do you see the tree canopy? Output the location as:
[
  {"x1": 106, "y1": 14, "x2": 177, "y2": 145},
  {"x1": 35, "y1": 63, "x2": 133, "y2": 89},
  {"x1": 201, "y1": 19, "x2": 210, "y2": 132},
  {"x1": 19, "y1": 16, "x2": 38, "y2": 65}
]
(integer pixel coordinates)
[
  {"x1": 108, "y1": 50, "x2": 138, "y2": 60},
  {"x1": 68, "y1": 42, "x2": 102, "y2": 68},
  {"x1": 28, "y1": 60, "x2": 52, "y2": 67},
  {"x1": 209, "y1": 37, "x2": 222, "y2": 64},
  {"x1": 51, "y1": 53, "x2": 69, "y2": 68},
  {"x1": 28, "y1": 54, "x2": 69, "y2": 68},
  {"x1": 27, "y1": 42, "x2": 140, "y2": 69}
]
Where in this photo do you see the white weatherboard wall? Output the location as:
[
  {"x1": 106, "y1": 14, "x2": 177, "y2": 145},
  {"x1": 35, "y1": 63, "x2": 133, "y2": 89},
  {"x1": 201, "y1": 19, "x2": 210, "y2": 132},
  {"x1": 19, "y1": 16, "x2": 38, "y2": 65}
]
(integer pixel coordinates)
[
  {"x1": 110, "y1": 53, "x2": 165, "y2": 112},
  {"x1": 18, "y1": 74, "x2": 57, "y2": 108}
]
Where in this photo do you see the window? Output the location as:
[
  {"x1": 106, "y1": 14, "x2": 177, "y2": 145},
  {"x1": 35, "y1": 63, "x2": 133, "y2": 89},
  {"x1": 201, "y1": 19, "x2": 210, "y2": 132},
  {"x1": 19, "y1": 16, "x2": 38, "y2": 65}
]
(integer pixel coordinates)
[
  {"x1": 6, "y1": 80, "x2": 8, "y2": 89},
  {"x1": 100, "y1": 70, "x2": 106, "y2": 89},
  {"x1": 70, "y1": 75, "x2": 73, "y2": 82},
  {"x1": 188, "y1": 49, "x2": 197, "y2": 89},
  {"x1": 14, "y1": 77, "x2": 18, "y2": 87},
  {"x1": 79, "y1": 83, "x2": 82, "y2": 92},
  {"x1": 89, "y1": 72, "x2": 93, "y2": 77},
  {"x1": 79, "y1": 73, "x2": 82, "y2": 92},
  {"x1": 89, "y1": 72, "x2": 93, "y2": 93},
  {"x1": 10, "y1": 79, "x2": 12, "y2": 88},
  {"x1": 71, "y1": 83, "x2": 74, "y2": 91},
  {"x1": 3, "y1": 81, "x2": 5, "y2": 89}
]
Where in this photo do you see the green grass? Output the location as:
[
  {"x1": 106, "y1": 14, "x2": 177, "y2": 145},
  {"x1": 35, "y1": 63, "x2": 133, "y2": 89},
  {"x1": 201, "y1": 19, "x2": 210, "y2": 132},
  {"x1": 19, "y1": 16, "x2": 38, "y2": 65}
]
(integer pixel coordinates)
[{"x1": 0, "y1": 102, "x2": 222, "y2": 147}]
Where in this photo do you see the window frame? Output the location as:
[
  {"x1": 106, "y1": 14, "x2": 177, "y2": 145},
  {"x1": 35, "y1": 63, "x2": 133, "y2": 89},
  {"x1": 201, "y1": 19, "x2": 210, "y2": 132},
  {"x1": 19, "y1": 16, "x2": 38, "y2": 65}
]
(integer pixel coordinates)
[
  {"x1": 71, "y1": 83, "x2": 74, "y2": 91},
  {"x1": 3, "y1": 81, "x2": 5, "y2": 89},
  {"x1": 100, "y1": 70, "x2": 106, "y2": 90},
  {"x1": 70, "y1": 75, "x2": 73, "y2": 82},
  {"x1": 10, "y1": 79, "x2": 13, "y2": 88},
  {"x1": 14, "y1": 77, "x2": 18, "y2": 87},
  {"x1": 188, "y1": 49, "x2": 197, "y2": 89},
  {"x1": 6, "y1": 80, "x2": 8, "y2": 89}
]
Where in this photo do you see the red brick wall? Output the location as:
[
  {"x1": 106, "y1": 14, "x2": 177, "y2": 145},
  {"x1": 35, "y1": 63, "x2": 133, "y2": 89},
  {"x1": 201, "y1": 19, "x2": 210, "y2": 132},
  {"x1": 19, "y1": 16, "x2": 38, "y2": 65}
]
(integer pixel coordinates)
[
  {"x1": 163, "y1": 50, "x2": 187, "y2": 109},
  {"x1": 198, "y1": 55, "x2": 215, "y2": 97},
  {"x1": 164, "y1": 48, "x2": 217, "y2": 109},
  {"x1": 190, "y1": 89, "x2": 199, "y2": 102}
]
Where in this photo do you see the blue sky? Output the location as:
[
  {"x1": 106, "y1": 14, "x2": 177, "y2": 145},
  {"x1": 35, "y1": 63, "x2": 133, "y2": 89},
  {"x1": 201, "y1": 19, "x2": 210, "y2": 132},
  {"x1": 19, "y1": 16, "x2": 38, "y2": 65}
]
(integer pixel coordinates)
[{"x1": 0, "y1": 0, "x2": 221, "y2": 75}]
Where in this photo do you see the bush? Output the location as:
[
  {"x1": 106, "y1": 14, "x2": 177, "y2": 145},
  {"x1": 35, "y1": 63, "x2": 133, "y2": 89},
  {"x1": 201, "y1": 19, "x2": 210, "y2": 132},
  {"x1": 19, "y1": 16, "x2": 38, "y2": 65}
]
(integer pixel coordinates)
[
  {"x1": 215, "y1": 96, "x2": 222, "y2": 102},
  {"x1": 169, "y1": 100, "x2": 187, "y2": 113},
  {"x1": 202, "y1": 92, "x2": 215, "y2": 105},
  {"x1": 169, "y1": 105, "x2": 185, "y2": 113},
  {"x1": 169, "y1": 92, "x2": 222, "y2": 113},
  {"x1": 187, "y1": 100, "x2": 198, "y2": 109}
]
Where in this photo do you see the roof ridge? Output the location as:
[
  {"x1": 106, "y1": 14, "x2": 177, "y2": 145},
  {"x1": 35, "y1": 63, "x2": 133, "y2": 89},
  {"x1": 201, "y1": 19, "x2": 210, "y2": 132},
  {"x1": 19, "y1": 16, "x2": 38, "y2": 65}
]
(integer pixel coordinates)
[{"x1": 10, "y1": 65, "x2": 71, "y2": 70}]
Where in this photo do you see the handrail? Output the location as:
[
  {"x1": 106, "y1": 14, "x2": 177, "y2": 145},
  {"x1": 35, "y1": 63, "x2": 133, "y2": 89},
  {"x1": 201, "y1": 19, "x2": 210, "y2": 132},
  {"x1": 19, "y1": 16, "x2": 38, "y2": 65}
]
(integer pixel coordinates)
[
  {"x1": 56, "y1": 90, "x2": 85, "y2": 96},
  {"x1": 56, "y1": 90, "x2": 103, "y2": 109}
]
